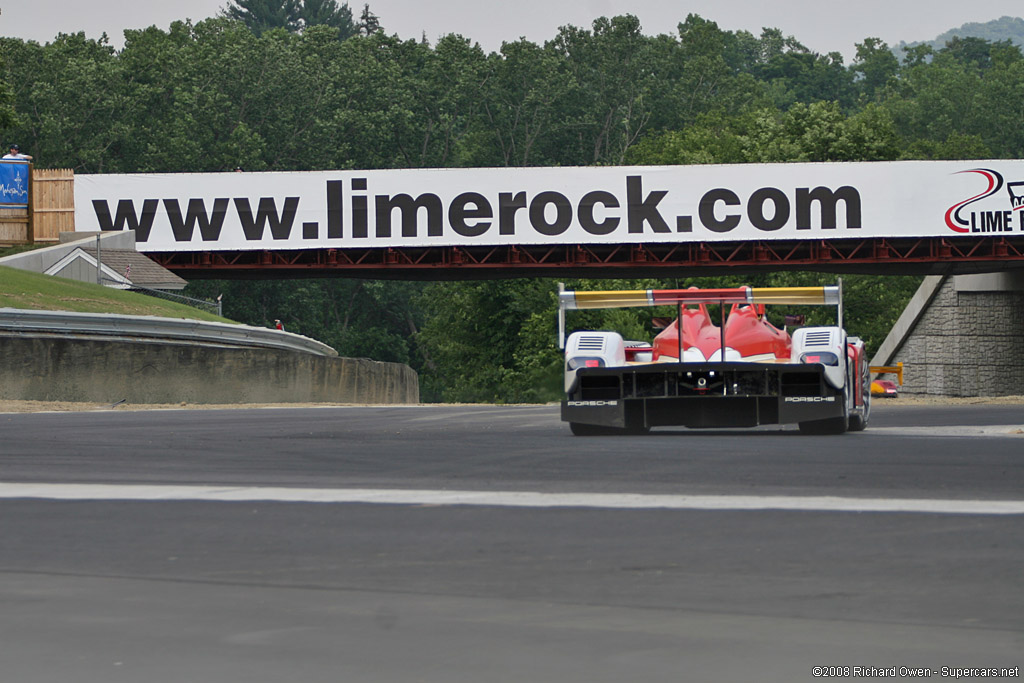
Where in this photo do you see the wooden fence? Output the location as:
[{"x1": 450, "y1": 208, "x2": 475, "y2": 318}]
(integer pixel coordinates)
[{"x1": 0, "y1": 167, "x2": 75, "y2": 245}]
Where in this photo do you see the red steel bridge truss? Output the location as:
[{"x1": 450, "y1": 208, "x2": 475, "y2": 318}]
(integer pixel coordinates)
[{"x1": 150, "y1": 235, "x2": 1024, "y2": 280}]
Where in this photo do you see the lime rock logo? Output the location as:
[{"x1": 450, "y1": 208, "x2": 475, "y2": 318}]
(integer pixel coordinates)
[{"x1": 945, "y1": 169, "x2": 1024, "y2": 234}]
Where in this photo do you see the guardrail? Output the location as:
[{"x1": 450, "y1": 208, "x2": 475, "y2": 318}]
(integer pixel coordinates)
[{"x1": 0, "y1": 308, "x2": 338, "y2": 357}]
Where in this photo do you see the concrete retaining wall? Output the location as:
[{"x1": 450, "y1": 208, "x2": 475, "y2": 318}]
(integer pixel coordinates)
[{"x1": 0, "y1": 335, "x2": 419, "y2": 405}]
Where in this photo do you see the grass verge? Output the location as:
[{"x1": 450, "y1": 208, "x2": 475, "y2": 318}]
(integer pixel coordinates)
[{"x1": 0, "y1": 265, "x2": 233, "y2": 323}]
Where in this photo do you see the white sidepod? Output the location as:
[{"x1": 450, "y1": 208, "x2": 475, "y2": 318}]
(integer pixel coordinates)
[
  {"x1": 792, "y1": 327, "x2": 847, "y2": 390},
  {"x1": 564, "y1": 331, "x2": 626, "y2": 393}
]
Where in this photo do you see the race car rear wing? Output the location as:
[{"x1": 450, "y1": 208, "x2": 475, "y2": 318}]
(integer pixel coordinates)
[{"x1": 557, "y1": 283, "x2": 843, "y2": 349}]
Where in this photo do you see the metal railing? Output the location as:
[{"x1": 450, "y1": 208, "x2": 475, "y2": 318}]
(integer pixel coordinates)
[
  {"x1": 100, "y1": 277, "x2": 223, "y2": 316},
  {"x1": 0, "y1": 308, "x2": 338, "y2": 357}
]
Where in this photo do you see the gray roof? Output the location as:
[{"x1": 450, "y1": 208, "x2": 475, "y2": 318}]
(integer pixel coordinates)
[{"x1": 82, "y1": 248, "x2": 187, "y2": 290}]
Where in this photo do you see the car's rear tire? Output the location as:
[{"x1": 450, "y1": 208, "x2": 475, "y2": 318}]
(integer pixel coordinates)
[{"x1": 848, "y1": 360, "x2": 872, "y2": 432}]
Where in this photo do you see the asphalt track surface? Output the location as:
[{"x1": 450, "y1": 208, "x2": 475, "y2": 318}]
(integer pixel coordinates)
[{"x1": 1, "y1": 403, "x2": 1022, "y2": 682}]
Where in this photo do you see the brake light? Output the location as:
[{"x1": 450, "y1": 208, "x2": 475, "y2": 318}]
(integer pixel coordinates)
[
  {"x1": 567, "y1": 357, "x2": 606, "y2": 370},
  {"x1": 799, "y1": 351, "x2": 839, "y2": 366}
]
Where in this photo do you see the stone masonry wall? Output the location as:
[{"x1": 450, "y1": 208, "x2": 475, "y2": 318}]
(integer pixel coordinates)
[{"x1": 889, "y1": 278, "x2": 1024, "y2": 397}]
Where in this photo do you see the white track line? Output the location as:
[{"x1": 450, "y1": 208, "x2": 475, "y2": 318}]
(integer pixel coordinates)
[
  {"x1": 1, "y1": 483, "x2": 1022, "y2": 515},
  {"x1": 866, "y1": 426, "x2": 1024, "y2": 437}
]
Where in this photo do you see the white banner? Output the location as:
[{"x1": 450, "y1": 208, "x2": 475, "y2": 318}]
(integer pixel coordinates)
[{"x1": 73, "y1": 161, "x2": 1024, "y2": 252}]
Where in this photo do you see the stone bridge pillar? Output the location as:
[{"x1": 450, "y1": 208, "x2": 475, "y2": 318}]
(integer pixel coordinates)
[{"x1": 870, "y1": 272, "x2": 1024, "y2": 397}]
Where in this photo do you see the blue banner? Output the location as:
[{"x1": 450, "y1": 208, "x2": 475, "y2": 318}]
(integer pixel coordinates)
[{"x1": 0, "y1": 161, "x2": 30, "y2": 207}]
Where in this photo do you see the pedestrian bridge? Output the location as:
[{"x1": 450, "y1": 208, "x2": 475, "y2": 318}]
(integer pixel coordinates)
[
  {"x1": 3, "y1": 162, "x2": 1021, "y2": 278},
  {"x1": 146, "y1": 233, "x2": 1024, "y2": 280},
  {"x1": 64, "y1": 160, "x2": 1024, "y2": 279}
]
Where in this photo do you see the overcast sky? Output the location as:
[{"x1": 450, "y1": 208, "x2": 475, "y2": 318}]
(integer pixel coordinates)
[{"x1": 2, "y1": 0, "x2": 1021, "y2": 62}]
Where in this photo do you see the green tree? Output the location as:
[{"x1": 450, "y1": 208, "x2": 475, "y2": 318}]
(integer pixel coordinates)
[
  {"x1": 831, "y1": 104, "x2": 901, "y2": 161},
  {"x1": 626, "y1": 111, "x2": 752, "y2": 165},
  {"x1": 122, "y1": 19, "x2": 306, "y2": 172},
  {"x1": 415, "y1": 279, "x2": 560, "y2": 402},
  {"x1": 550, "y1": 15, "x2": 663, "y2": 165},
  {"x1": 660, "y1": 16, "x2": 766, "y2": 128},
  {"x1": 358, "y1": 4, "x2": 381, "y2": 35},
  {"x1": 0, "y1": 33, "x2": 127, "y2": 171},
  {"x1": 633, "y1": 101, "x2": 899, "y2": 165},
  {"x1": 753, "y1": 38, "x2": 855, "y2": 109},
  {"x1": 971, "y1": 48, "x2": 1024, "y2": 156},
  {"x1": 879, "y1": 40, "x2": 1024, "y2": 158},
  {"x1": 223, "y1": 0, "x2": 302, "y2": 35},
  {"x1": 901, "y1": 43, "x2": 934, "y2": 68},
  {"x1": 762, "y1": 101, "x2": 899, "y2": 162},
  {"x1": 467, "y1": 39, "x2": 576, "y2": 166},
  {"x1": 299, "y1": 0, "x2": 357, "y2": 39},
  {"x1": 0, "y1": 56, "x2": 18, "y2": 132},
  {"x1": 883, "y1": 50, "x2": 979, "y2": 154},
  {"x1": 393, "y1": 34, "x2": 490, "y2": 167},
  {"x1": 942, "y1": 35, "x2": 1002, "y2": 71},
  {"x1": 325, "y1": 32, "x2": 424, "y2": 169},
  {"x1": 887, "y1": 37, "x2": 1024, "y2": 158},
  {"x1": 851, "y1": 37, "x2": 899, "y2": 102}
]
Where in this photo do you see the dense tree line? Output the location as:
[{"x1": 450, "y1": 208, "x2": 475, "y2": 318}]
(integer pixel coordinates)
[
  {"x1": 5, "y1": 12, "x2": 1024, "y2": 172},
  {"x1": 2, "y1": 12, "x2": 1019, "y2": 400}
]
